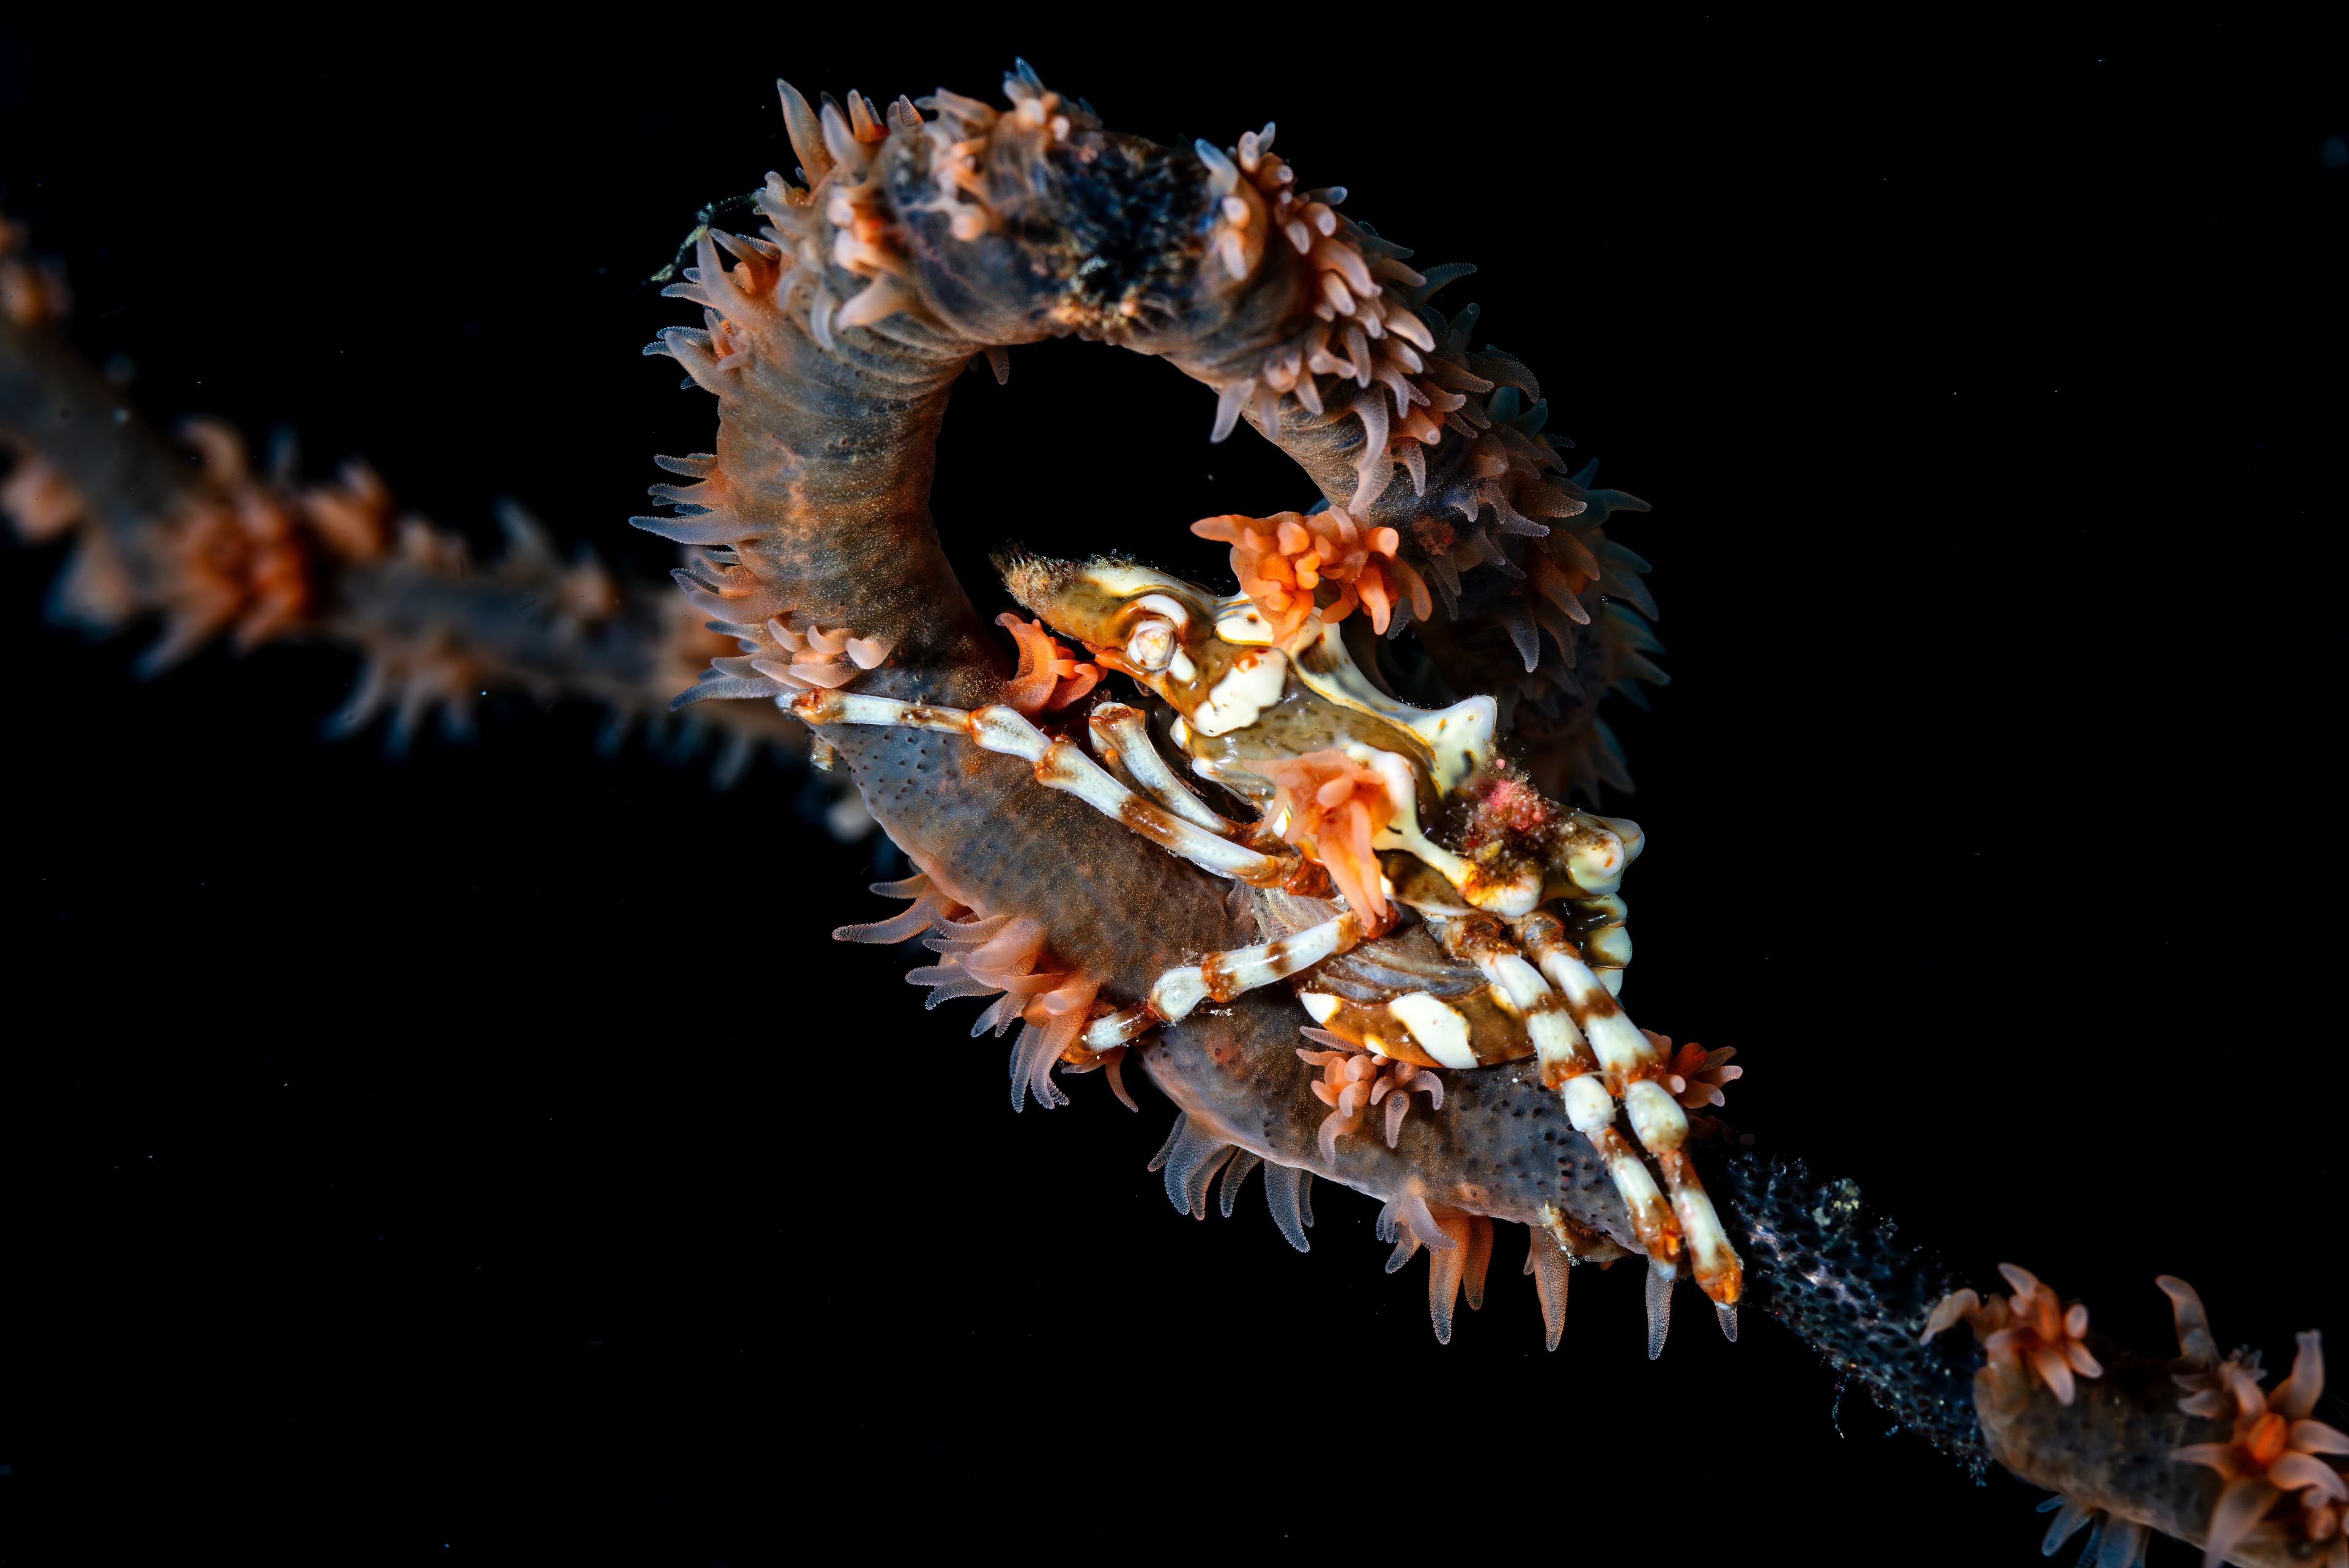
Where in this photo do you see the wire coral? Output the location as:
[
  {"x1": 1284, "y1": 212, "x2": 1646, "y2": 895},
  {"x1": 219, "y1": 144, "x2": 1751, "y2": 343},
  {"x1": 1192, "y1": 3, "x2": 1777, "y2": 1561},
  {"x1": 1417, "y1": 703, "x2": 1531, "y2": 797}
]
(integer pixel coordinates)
[
  {"x1": 2175, "y1": 1320, "x2": 2349, "y2": 1567},
  {"x1": 2, "y1": 57, "x2": 2334, "y2": 1568},
  {"x1": 0, "y1": 275, "x2": 834, "y2": 792},
  {"x1": 152, "y1": 420, "x2": 359, "y2": 666},
  {"x1": 0, "y1": 414, "x2": 819, "y2": 788}
]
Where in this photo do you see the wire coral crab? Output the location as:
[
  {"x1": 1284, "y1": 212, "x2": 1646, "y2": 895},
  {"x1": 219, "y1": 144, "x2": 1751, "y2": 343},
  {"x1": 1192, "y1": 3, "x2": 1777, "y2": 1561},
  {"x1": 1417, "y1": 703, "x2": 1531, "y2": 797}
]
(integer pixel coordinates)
[{"x1": 944, "y1": 544, "x2": 1745, "y2": 1308}]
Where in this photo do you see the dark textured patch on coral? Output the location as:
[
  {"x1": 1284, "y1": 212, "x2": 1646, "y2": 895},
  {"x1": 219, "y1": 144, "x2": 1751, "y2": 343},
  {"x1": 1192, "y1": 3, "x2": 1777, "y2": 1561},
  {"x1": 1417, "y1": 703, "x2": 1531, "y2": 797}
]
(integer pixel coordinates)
[
  {"x1": 1716, "y1": 1152, "x2": 1992, "y2": 1476},
  {"x1": 1030, "y1": 133, "x2": 1211, "y2": 330}
]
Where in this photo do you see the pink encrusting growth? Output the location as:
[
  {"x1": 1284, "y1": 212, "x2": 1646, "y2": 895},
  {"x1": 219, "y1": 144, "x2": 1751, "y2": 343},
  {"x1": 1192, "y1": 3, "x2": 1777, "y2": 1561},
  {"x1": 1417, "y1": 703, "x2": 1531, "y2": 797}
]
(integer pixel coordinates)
[{"x1": 1468, "y1": 771, "x2": 1549, "y2": 838}]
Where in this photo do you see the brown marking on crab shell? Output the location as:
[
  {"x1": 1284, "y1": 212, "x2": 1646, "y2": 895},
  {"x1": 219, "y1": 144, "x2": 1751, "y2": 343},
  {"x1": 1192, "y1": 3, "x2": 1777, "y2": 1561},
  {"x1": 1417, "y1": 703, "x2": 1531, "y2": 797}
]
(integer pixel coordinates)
[
  {"x1": 1583, "y1": 1040, "x2": 1671, "y2": 1098},
  {"x1": 1523, "y1": 988, "x2": 1570, "y2": 1021},
  {"x1": 1554, "y1": 895, "x2": 1630, "y2": 972},
  {"x1": 792, "y1": 689, "x2": 848, "y2": 725},
  {"x1": 1135, "y1": 631, "x2": 1245, "y2": 727},
  {"x1": 1655, "y1": 1148, "x2": 1743, "y2": 1297},
  {"x1": 1201, "y1": 936, "x2": 1293, "y2": 1004},
  {"x1": 1564, "y1": 975, "x2": 1623, "y2": 1026},
  {"x1": 1538, "y1": 1202, "x2": 1625, "y2": 1262},
  {"x1": 1432, "y1": 911, "x2": 1516, "y2": 965},
  {"x1": 1298, "y1": 980, "x2": 1535, "y2": 1071},
  {"x1": 1114, "y1": 791, "x2": 1202, "y2": 851},
  {"x1": 1592, "y1": 1124, "x2": 1684, "y2": 1260},
  {"x1": 1381, "y1": 851, "x2": 1474, "y2": 914},
  {"x1": 1285, "y1": 631, "x2": 1446, "y2": 802},
  {"x1": 1455, "y1": 858, "x2": 1534, "y2": 911},
  {"x1": 1279, "y1": 857, "x2": 1335, "y2": 899},
  {"x1": 1514, "y1": 907, "x2": 1571, "y2": 952}
]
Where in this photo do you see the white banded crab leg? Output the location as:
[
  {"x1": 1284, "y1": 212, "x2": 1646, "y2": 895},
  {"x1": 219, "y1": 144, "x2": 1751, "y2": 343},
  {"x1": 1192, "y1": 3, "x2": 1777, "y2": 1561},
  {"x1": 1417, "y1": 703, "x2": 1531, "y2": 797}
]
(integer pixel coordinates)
[
  {"x1": 1085, "y1": 701, "x2": 1236, "y2": 834},
  {"x1": 787, "y1": 690, "x2": 1296, "y2": 887},
  {"x1": 1516, "y1": 911, "x2": 1744, "y2": 1307},
  {"x1": 1082, "y1": 911, "x2": 1365, "y2": 1049},
  {"x1": 1434, "y1": 915, "x2": 1687, "y2": 1279},
  {"x1": 795, "y1": 687, "x2": 1364, "y2": 1085},
  {"x1": 1564, "y1": 893, "x2": 1633, "y2": 996}
]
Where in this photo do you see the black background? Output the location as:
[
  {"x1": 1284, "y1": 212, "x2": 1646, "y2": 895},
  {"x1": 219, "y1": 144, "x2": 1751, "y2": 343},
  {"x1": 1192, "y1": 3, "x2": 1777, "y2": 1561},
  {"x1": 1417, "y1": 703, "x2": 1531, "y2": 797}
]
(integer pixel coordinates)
[{"x1": 1, "y1": 17, "x2": 2341, "y2": 1565}]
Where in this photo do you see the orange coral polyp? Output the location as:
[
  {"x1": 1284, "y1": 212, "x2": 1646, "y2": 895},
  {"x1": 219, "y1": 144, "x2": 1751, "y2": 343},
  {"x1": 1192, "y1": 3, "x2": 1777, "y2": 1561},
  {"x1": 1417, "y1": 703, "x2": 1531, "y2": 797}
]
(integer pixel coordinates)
[
  {"x1": 996, "y1": 612, "x2": 1102, "y2": 714},
  {"x1": 1922, "y1": 1264, "x2": 2109, "y2": 1413},
  {"x1": 1192, "y1": 506, "x2": 1428, "y2": 642},
  {"x1": 1989, "y1": 1270, "x2": 2104, "y2": 1407},
  {"x1": 1657, "y1": 1035, "x2": 1742, "y2": 1111},
  {"x1": 2175, "y1": 1329, "x2": 2349, "y2": 1566},
  {"x1": 0, "y1": 453, "x2": 87, "y2": 542},
  {"x1": 1297, "y1": 1035, "x2": 1443, "y2": 1157},
  {"x1": 1234, "y1": 749, "x2": 1395, "y2": 927}
]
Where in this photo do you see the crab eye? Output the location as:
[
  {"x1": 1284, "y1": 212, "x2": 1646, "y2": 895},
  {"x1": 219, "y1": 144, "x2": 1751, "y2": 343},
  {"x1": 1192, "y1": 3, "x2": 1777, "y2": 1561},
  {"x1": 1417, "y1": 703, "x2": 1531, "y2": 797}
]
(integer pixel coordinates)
[{"x1": 1125, "y1": 616, "x2": 1178, "y2": 673}]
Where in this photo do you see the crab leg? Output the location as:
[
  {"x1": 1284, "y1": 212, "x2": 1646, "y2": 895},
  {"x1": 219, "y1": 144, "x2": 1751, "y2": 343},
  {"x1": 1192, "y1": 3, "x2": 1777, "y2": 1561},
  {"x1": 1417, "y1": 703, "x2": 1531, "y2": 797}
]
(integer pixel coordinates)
[
  {"x1": 1518, "y1": 912, "x2": 1743, "y2": 1306},
  {"x1": 1560, "y1": 892, "x2": 1633, "y2": 996},
  {"x1": 1086, "y1": 702, "x2": 1233, "y2": 834},
  {"x1": 1082, "y1": 911, "x2": 1364, "y2": 1049},
  {"x1": 789, "y1": 690, "x2": 1296, "y2": 887},
  {"x1": 1453, "y1": 931, "x2": 1683, "y2": 1270}
]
